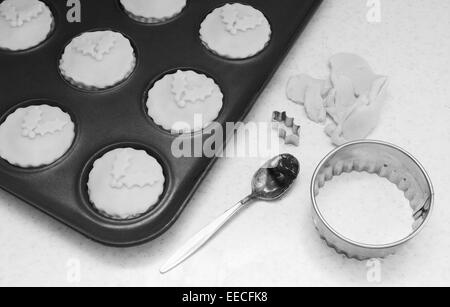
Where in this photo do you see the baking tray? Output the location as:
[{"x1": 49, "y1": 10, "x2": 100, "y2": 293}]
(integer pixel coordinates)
[{"x1": 0, "y1": 0, "x2": 322, "y2": 246}]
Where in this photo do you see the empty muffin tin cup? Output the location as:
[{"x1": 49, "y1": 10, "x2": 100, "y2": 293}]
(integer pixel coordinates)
[{"x1": 311, "y1": 140, "x2": 434, "y2": 260}]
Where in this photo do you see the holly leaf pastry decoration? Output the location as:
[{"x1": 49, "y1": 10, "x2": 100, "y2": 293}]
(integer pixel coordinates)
[
  {"x1": 172, "y1": 70, "x2": 188, "y2": 104},
  {"x1": 110, "y1": 150, "x2": 160, "y2": 189},
  {"x1": 21, "y1": 106, "x2": 68, "y2": 139},
  {"x1": 33, "y1": 118, "x2": 68, "y2": 136},
  {"x1": 21, "y1": 106, "x2": 42, "y2": 138},
  {"x1": 171, "y1": 71, "x2": 215, "y2": 108},
  {"x1": 73, "y1": 32, "x2": 117, "y2": 61},
  {"x1": 220, "y1": 4, "x2": 263, "y2": 35},
  {"x1": 0, "y1": 0, "x2": 44, "y2": 27}
]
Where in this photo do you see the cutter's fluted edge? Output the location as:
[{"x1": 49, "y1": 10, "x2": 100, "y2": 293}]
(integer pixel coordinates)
[{"x1": 310, "y1": 140, "x2": 434, "y2": 261}]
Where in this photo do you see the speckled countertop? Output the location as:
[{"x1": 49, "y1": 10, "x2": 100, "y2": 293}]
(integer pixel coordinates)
[{"x1": 1, "y1": 0, "x2": 449, "y2": 286}]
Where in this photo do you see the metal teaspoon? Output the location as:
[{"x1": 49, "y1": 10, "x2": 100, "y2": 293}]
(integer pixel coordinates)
[{"x1": 160, "y1": 154, "x2": 300, "y2": 274}]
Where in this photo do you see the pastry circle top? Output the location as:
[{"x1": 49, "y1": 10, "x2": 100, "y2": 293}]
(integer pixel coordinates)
[
  {"x1": 147, "y1": 70, "x2": 223, "y2": 133},
  {"x1": 59, "y1": 30, "x2": 136, "y2": 90},
  {"x1": 87, "y1": 148, "x2": 165, "y2": 220},
  {"x1": 120, "y1": 0, "x2": 187, "y2": 23},
  {"x1": 0, "y1": 105, "x2": 75, "y2": 168},
  {"x1": 0, "y1": 0, "x2": 54, "y2": 51},
  {"x1": 199, "y1": 3, "x2": 271, "y2": 60}
]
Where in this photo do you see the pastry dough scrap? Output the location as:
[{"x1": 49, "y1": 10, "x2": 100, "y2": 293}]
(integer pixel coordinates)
[{"x1": 287, "y1": 54, "x2": 389, "y2": 145}]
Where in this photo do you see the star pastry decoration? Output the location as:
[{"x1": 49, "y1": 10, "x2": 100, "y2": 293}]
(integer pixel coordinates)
[
  {"x1": 171, "y1": 70, "x2": 215, "y2": 108},
  {"x1": 73, "y1": 32, "x2": 117, "y2": 61},
  {"x1": 21, "y1": 106, "x2": 69, "y2": 139},
  {"x1": 110, "y1": 150, "x2": 160, "y2": 190},
  {"x1": 0, "y1": 0, "x2": 44, "y2": 27},
  {"x1": 220, "y1": 4, "x2": 263, "y2": 35}
]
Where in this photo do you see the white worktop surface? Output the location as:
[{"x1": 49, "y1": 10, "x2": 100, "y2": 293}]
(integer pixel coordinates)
[{"x1": 1, "y1": 0, "x2": 449, "y2": 286}]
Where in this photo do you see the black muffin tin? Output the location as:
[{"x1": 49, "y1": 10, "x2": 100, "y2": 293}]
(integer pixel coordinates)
[{"x1": 0, "y1": 0, "x2": 322, "y2": 246}]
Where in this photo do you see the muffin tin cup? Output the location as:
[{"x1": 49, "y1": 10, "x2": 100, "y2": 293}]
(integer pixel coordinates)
[
  {"x1": 0, "y1": 98, "x2": 79, "y2": 172},
  {"x1": 57, "y1": 29, "x2": 139, "y2": 92},
  {"x1": 199, "y1": 4, "x2": 274, "y2": 61},
  {"x1": 117, "y1": 0, "x2": 189, "y2": 26},
  {"x1": 0, "y1": 0, "x2": 57, "y2": 53},
  {"x1": 79, "y1": 142, "x2": 172, "y2": 224},
  {"x1": 142, "y1": 66, "x2": 226, "y2": 136},
  {"x1": 0, "y1": 0, "x2": 323, "y2": 246}
]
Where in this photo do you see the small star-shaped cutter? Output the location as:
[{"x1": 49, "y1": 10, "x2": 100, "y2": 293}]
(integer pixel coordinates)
[{"x1": 272, "y1": 111, "x2": 301, "y2": 146}]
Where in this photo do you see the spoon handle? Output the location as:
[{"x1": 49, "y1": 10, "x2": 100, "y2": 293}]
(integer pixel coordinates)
[{"x1": 160, "y1": 195, "x2": 254, "y2": 274}]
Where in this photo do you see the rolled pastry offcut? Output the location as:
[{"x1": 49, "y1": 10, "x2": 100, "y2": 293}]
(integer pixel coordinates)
[
  {"x1": 287, "y1": 53, "x2": 389, "y2": 145},
  {"x1": 287, "y1": 74, "x2": 331, "y2": 123}
]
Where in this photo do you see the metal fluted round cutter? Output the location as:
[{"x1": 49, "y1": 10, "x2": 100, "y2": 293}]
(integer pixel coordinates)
[{"x1": 311, "y1": 140, "x2": 434, "y2": 260}]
